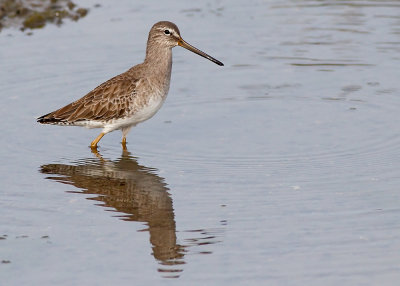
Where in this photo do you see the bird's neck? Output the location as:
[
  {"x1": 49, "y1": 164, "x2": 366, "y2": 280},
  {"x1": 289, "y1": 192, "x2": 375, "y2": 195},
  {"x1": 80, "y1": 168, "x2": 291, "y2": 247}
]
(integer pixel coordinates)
[{"x1": 144, "y1": 47, "x2": 172, "y2": 79}]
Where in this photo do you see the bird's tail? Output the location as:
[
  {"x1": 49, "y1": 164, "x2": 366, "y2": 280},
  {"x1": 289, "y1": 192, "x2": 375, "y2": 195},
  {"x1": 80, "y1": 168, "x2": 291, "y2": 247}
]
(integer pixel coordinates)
[{"x1": 37, "y1": 112, "x2": 68, "y2": 125}]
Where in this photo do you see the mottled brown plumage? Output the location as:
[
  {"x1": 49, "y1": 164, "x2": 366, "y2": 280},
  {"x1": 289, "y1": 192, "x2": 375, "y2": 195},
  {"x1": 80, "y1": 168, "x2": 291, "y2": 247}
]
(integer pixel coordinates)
[
  {"x1": 37, "y1": 21, "x2": 223, "y2": 149},
  {"x1": 39, "y1": 74, "x2": 139, "y2": 124}
]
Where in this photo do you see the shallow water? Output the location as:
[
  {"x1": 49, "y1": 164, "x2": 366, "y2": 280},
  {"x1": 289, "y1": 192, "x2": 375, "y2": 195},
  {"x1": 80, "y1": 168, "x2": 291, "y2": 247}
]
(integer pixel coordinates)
[{"x1": 1, "y1": 0, "x2": 400, "y2": 285}]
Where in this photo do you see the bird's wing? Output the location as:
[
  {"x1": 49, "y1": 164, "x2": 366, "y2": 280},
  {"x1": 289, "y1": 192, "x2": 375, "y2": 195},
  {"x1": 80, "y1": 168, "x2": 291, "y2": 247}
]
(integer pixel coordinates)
[{"x1": 42, "y1": 74, "x2": 141, "y2": 123}]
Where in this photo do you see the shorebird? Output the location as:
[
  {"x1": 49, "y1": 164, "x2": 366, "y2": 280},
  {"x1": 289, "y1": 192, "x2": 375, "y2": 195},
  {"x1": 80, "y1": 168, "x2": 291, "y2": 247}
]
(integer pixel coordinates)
[{"x1": 37, "y1": 21, "x2": 223, "y2": 149}]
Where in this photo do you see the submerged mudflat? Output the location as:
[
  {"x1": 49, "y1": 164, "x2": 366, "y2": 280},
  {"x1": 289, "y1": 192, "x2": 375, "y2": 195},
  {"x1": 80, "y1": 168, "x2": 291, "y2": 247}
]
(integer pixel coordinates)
[{"x1": 0, "y1": 0, "x2": 88, "y2": 32}]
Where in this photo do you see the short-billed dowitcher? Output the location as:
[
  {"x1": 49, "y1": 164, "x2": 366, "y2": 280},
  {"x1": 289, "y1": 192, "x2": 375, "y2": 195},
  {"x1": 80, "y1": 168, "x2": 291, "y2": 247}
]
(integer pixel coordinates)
[{"x1": 37, "y1": 21, "x2": 223, "y2": 149}]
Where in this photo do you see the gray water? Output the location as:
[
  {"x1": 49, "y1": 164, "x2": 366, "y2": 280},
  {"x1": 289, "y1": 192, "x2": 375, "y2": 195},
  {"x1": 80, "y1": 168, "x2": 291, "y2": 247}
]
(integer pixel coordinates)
[{"x1": 1, "y1": 0, "x2": 400, "y2": 285}]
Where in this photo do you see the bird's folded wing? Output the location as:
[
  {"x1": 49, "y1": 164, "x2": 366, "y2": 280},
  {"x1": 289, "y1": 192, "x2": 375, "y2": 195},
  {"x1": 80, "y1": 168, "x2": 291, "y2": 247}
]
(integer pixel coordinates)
[{"x1": 45, "y1": 75, "x2": 140, "y2": 123}]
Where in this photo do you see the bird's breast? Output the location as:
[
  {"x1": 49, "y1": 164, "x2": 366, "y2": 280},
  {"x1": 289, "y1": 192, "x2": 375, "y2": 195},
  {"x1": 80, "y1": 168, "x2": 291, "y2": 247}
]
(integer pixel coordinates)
[
  {"x1": 130, "y1": 94, "x2": 166, "y2": 123},
  {"x1": 102, "y1": 94, "x2": 166, "y2": 133}
]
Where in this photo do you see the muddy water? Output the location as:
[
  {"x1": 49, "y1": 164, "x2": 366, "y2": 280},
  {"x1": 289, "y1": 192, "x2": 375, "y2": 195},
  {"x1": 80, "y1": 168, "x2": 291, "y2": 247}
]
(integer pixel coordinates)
[{"x1": 1, "y1": 0, "x2": 400, "y2": 285}]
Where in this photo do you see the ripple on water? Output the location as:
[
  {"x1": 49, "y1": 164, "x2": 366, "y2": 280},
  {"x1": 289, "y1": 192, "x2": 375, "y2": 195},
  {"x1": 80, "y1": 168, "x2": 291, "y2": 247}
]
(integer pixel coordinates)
[{"x1": 137, "y1": 86, "x2": 400, "y2": 189}]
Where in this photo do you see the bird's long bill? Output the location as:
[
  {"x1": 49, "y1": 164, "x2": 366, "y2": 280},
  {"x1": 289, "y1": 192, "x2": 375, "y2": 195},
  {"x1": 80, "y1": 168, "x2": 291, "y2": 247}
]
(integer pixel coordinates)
[{"x1": 178, "y1": 38, "x2": 224, "y2": 66}]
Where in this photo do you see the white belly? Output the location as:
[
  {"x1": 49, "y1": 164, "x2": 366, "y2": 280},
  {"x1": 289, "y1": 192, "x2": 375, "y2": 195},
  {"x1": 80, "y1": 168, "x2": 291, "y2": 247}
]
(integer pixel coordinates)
[{"x1": 102, "y1": 95, "x2": 165, "y2": 133}]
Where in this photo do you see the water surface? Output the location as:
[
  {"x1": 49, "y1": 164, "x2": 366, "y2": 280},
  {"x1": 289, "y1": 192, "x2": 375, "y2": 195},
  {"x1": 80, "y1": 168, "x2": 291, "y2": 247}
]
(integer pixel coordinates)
[{"x1": 1, "y1": 0, "x2": 400, "y2": 285}]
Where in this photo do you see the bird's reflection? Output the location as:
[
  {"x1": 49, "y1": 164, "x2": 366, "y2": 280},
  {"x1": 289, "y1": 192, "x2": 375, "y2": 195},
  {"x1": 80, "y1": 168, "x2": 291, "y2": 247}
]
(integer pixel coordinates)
[{"x1": 40, "y1": 149, "x2": 185, "y2": 277}]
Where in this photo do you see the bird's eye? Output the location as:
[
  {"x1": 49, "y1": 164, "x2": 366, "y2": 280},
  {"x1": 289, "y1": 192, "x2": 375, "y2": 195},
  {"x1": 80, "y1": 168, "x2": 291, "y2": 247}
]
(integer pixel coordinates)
[{"x1": 164, "y1": 30, "x2": 170, "y2": 35}]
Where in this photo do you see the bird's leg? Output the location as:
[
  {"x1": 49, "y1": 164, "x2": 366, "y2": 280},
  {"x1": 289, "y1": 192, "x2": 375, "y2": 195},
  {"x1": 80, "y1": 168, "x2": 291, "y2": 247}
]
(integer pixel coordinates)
[
  {"x1": 90, "y1": 132, "x2": 105, "y2": 149},
  {"x1": 122, "y1": 136, "x2": 127, "y2": 151},
  {"x1": 121, "y1": 126, "x2": 132, "y2": 150}
]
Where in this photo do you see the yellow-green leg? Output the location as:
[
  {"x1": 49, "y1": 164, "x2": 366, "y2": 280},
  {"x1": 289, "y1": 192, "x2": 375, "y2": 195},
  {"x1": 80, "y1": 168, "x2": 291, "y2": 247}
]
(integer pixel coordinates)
[
  {"x1": 121, "y1": 126, "x2": 132, "y2": 151},
  {"x1": 122, "y1": 136, "x2": 127, "y2": 151},
  {"x1": 90, "y1": 132, "x2": 105, "y2": 149}
]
